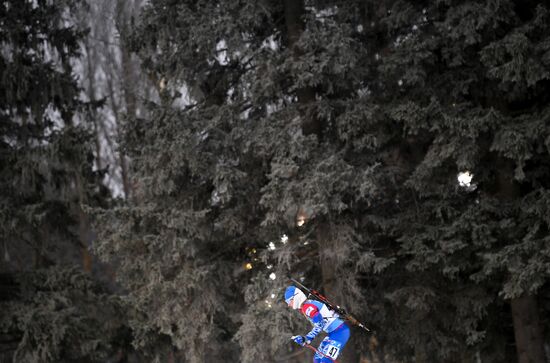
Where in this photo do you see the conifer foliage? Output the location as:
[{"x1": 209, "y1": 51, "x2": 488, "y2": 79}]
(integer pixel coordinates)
[
  {"x1": 0, "y1": 1, "x2": 123, "y2": 361},
  {"x1": 63, "y1": 0, "x2": 550, "y2": 362}
]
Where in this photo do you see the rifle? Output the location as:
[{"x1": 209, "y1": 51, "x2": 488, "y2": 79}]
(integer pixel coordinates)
[{"x1": 290, "y1": 278, "x2": 371, "y2": 333}]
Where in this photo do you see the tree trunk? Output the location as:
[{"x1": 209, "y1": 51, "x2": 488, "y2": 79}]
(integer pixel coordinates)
[
  {"x1": 414, "y1": 344, "x2": 428, "y2": 363},
  {"x1": 510, "y1": 295, "x2": 546, "y2": 363},
  {"x1": 84, "y1": 39, "x2": 102, "y2": 171},
  {"x1": 495, "y1": 164, "x2": 546, "y2": 363},
  {"x1": 318, "y1": 226, "x2": 360, "y2": 363},
  {"x1": 115, "y1": 0, "x2": 136, "y2": 200},
  {"x1": 74, "y1": 173, "x2": 94, "y2": 273},
  {"x1": 283, "y1": 0, "x2": 319, "y2": 136},
  {"x1": 79, "y1": 208, "x2": 93, "y2": 273},
  {"x1": 284, "y1": 2, "x2": 356, "y2": 361}
]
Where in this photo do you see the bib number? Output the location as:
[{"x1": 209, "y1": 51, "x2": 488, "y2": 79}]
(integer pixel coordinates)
[{"x1": 324, "y1": 344, "x2": 340, "y2": 358}]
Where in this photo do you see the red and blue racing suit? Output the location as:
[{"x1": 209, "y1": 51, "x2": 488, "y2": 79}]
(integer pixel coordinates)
[{"x1": 300, "y1": 299, "x2": 350, "y2": 362}]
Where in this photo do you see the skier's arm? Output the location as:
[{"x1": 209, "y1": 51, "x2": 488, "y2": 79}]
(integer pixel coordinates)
[
  {"x1": 302, "y1": 305, "x2": 324, "y2": 341},
  {"x1": 305, "y1": 314, "x2": 323, "y2": 341}
]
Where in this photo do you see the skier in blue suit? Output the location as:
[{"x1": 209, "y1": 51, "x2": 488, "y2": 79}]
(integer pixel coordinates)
[{"x1": 285, "y1": 285, "x2": 350, "y2": 362}]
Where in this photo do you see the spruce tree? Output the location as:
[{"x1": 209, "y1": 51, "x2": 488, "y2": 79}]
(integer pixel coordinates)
[
  {"x1": 351, "y1": 1, "x2": 550, "y2": 362},
  {"x1": 362, "y1": 1, "x2": 550, "y2": 362},
  {"x1": 0, "y1": 1, "x2": 125, "y2": 361},
  {"x1": 93, "y1": 1, "x2": 373, "y2": 362},
  {"x1": 93, "y1": 1, "x2": 550, "y2": 363}
]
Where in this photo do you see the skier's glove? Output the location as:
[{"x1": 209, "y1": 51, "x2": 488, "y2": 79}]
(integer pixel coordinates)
[{"x1": 291, "y1": 335, "x2": 310, "y2": 346}]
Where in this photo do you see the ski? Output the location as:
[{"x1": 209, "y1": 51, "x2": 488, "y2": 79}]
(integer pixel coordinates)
[{"x1": 290, "y1": 278, "x2": 372, "y2": 332}]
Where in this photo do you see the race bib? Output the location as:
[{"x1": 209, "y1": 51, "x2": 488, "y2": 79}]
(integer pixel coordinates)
[{"x1": 322, "y1": 343, "x2": 341, "y2": 358}]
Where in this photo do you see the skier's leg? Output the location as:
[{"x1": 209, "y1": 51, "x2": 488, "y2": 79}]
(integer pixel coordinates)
[
  {"x1": 314, "y1": 339, "x2": 332, "y2": 363},
  {"x1": 316, "y1": 323, "x2": 351, "y2": 362},
  {"x1": 312, "y1": 353, "x2": 323, "y2": 363}
]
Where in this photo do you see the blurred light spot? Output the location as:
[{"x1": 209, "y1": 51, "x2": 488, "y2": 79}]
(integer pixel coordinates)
[
  {"x1": 296, "y1": 208, "x2": 308, "y2": 227},
  {"x1": 457, "y1": 171, "x2": 473, "y2": 187},
  {"x1": 269, "y1": 273, "x2": 277, "y2": 280}
]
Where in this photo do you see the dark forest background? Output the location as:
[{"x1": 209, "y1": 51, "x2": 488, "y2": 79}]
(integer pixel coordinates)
[{"x1": 1, "y1": 1, "x2": 549, "y2": 362}]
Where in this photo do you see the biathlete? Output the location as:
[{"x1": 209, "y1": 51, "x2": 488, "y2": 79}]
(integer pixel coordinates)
[{"x1": 284, "y1": 285, "x2": 350, "y2": 362}]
